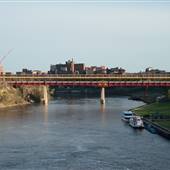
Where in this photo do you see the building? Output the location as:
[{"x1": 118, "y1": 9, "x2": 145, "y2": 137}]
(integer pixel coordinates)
[
  {"x1": 85, "y1": 66, "x2": 107, "y2": 74},
  {"x1": 18, "y1": 68, "x2": 43, "y2": 75},
  {"x1": 145, "y1": 67, "x2": 166, "y2": 74},
  {"x1": 74, "y1": 63, "x2": 85, "y2": 74},
  {"x1": 95, "y1": 66, "x2": 107, "y2": 74},
  {"x1": 49, "y1": 59, "x2": 126, "y2": 75},
  {"x1": 66, "y1": 59, "x2": 75, "y2": 74},
  {"x1": 107, "y1": 67, "x2": 126, "y2": 74},
  {"x1": 32, "y1": 70, "x2": 42, "y2": 75},
  {"x1": 50, "y1": 59, "x2": 85, "y2": 74},
  {"x1": 16, "y1": 72, "x2": 23, "y2": 75},
  {"x1": 85, "y1": 67, "x2": 94, "y2": 74},
  {"x1": 50, "y1": 64, "x2": 68, "y2": 74},
  {"x1": 22, "y1": 68, "x2": 32, "y2": 74}
]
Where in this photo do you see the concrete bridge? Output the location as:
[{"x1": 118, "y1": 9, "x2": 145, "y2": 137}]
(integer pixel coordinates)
[{"x1": 1, "y1": 74, "x2": 170, "y2": 105}]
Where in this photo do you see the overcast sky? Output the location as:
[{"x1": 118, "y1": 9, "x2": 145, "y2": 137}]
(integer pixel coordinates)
[{"x1": 0, "y1": 1, "x2": 170, "y2": 72}]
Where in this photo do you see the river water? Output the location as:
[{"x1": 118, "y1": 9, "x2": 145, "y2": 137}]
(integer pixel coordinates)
[{"x1": 0, "y1": 97, "x2": 169, "y2": 170}]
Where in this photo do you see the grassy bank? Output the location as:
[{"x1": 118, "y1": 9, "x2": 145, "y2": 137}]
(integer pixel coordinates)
[
  {"x1": 132, "y1": 101, "x2": 170, "y2": 130},
  {"x1": 133, "y1": 102, "x2": 170, "y2": 117},
  {"x1": 155, "y1": 120, "x2": 170, "y2": 130}
]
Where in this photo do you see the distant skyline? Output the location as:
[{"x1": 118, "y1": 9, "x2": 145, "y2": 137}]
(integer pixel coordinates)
[{"x1": 0, "y1": 1, "x2": 170, "y2": 72}]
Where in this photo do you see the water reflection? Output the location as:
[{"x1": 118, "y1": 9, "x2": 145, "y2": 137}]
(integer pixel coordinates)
[
  {"x1": 0, "y1": 105, "x2": 31, "y2": 121},
  {"x1": 0, "y1": 97, "x2": 170, "y2": 170},
  {"x1": 100, "y1": 103, "x2": 107, "y2": 126},
  {"x1": 43, "y1": 105, "x2": 49, "y2": 125},
  {"x1": 100, "y1": 103, "x2": 105, "y2": 113}
]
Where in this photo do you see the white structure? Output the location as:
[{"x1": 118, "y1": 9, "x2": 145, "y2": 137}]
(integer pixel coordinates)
[{"x1": 100, "y1": 87, "x2": 105, "y2": 104}]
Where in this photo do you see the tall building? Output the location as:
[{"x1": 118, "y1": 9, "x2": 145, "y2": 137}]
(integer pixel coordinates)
[{"x1": 66, "y1": 59, "x2": 74, "y2": 74}]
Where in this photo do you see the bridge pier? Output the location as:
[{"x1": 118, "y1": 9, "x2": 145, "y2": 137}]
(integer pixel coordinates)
[
  {"x1": 100, "y1": 87, "x2": 105, "y2": 105},
  {"x1": 43, "y1": 85, "x2": 48, "y2": 105}
]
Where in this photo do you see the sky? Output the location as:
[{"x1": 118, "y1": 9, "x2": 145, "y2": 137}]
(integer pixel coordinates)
[{"x1": 0, "y1": 0, "x2": 170, "y2": 73}]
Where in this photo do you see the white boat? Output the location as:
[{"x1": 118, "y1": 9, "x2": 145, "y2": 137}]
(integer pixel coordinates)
[
  {"x1": 129, "y1": 116, "x2": 144, "y2": 128},
  {"x1": 121, "y1": 111, "x2": 133, "y2": 122}
]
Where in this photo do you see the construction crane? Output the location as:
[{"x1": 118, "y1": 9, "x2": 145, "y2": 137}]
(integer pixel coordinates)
[{"x1": 0, "y1": 49, "x2": 13, "y2": 75}]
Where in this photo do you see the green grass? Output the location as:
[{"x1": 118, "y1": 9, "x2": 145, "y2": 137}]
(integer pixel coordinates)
[
  {"x1": 132, "y1": 101, "x2": 170, "y2": 130},
  {"x1": 132, "y1": 101, "x2": 170, "y2": 117},
  {"x1": 154, "y1": 120, "x2": 170, "y2": 130}
]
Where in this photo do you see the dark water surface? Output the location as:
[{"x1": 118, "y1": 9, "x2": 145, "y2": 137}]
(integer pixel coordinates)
[{"x1": 0, "y1": 97, "x2": 169, "y2": 170}]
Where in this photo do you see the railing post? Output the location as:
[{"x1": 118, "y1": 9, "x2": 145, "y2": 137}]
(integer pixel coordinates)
[{"x1": 100, "y1": 87, "x2": 105, "y2": 104}]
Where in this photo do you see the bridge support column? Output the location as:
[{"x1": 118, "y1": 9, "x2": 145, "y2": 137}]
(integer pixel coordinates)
[
  {"x1": 100, "y1": 87, "x2": 105, "y2": 105},
  {"x1": 43, "y1": 85, "x2": 48, "y2": 105}
]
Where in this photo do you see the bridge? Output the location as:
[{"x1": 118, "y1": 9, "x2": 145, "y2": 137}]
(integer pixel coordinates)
[{"x1": 1, "y1": 73, "x2": 170, "y2": 105}]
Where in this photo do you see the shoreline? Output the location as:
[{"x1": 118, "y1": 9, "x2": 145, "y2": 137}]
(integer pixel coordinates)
[
  {"x1": 0, "y1": 102, "x2": 31, "y2": 109},
  {"x1": 131, "y1": 100, "x2": 170, "y2": 139},
  {"x1": 0, "y1": 85, "x2": 45, "y2": 110}
]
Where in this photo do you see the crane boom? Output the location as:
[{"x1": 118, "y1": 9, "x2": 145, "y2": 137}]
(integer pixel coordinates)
[{"x1": 0, "y1": 49, "x2": 13, "y2": 64}]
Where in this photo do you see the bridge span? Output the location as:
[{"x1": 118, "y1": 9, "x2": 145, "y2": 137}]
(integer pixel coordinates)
[
  {"x1": 1, "y1": 74, "x2": 170, "y2": 105},
  {"x1": 1, "y1": 74, "x2": 170, "y2": 87}
]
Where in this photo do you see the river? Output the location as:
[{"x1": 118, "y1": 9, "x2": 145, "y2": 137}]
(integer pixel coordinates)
[{"x1": 0, "y1": 97, "x2": 169, "y2": 170}]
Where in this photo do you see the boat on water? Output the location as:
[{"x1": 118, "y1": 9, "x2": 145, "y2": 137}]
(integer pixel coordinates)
[
  {"x1": 121, "y1": 111, "x2": 133, "y2": 122},
  {"x1": 129, "y1": 116, "x2": 144, "y2": 128}
]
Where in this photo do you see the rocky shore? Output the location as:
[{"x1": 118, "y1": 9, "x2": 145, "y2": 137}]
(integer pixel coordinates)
[
  {"x1": 0, "y1": 85, "x2": 27, "y2": 108},
  {"x1": 0, "y1": 85, "x2": 47, "y2": 109}
]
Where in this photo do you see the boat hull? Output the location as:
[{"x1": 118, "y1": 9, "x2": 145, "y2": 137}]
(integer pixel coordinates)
[
  {"x1": 129, "y1": 116, "x2": 144, "y2": 129},
  {"x1": 129, "y1": 123, "x2": 144, "y2": 129},
  {"x1": 121, "y1": 117, "x2": 130, "y2": 122}
]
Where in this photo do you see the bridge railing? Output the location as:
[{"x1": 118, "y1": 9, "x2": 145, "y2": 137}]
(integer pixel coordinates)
[
  {"x1": 3, "y1": 73, "x2": 170, "y2": 77},
  {"x1": 1, "y1": 73, "x2": 170, "y2": 82}
]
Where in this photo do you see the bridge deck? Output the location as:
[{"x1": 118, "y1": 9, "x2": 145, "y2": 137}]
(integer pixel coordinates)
[{"x1": 1, "y1": 74, "x2": 170, "y2": 87}]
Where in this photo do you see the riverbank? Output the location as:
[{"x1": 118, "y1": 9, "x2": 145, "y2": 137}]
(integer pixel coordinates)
[
  {"x1": 132, "y1": 101, "x2": 170, "y2": 116},
  {"x1": 0, "y1": 102, "x2": 30, "y2": 109},
  {"x1": 0, "y1": 85, "x2": 48, "y2": 109},
  {"x1": 132, "y1": 101, "x2": 170, "y2": 139},
  {"x1": 0, "y1": 85, "x2": 27, "y2": 109}
]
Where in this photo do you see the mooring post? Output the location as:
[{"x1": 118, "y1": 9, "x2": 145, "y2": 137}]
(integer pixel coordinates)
[
  {"x1": 43, "y1": 85, "x2": 48, "y2": 105},
  {"x1": 100, "y1": 87, "x2": 105, "y2": 105}
]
